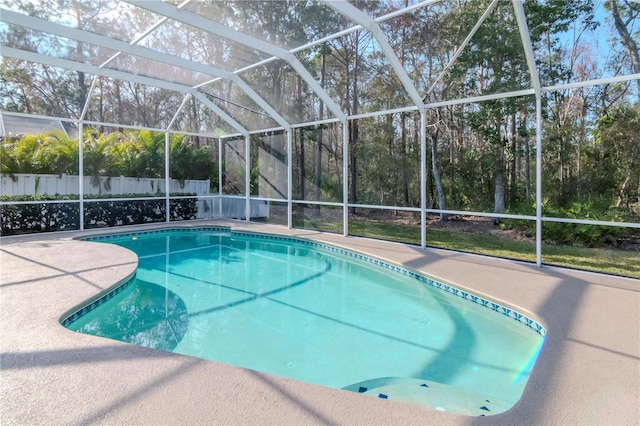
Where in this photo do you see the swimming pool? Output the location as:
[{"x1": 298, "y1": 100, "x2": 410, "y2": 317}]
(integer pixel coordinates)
[{"x1": 63, "y1": 227, "x2": 545, "y2": 416}]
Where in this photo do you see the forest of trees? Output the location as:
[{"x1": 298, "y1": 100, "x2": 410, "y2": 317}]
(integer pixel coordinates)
[{"x1": 1, "y1": 0, "x2": 639, "y2": 225}]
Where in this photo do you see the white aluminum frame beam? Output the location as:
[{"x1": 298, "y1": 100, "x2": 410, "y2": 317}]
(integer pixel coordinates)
[
  {"x1": 322, "y1": 0, "x2": 425, "y2": 113},
  {"x1": 512, "y1": 0, "x2": 543, "y2": 267},
  {"x1": 1, "y1": 9, "x2": 290, "y2": 132},
  {"x1": 126, "y1": 0, "x2": 346, "y2": 122},
  {"x1": 420, "y1": 111, "x2": 427, "y2": 248},
  {"x1": 78, "y1": 122, "x2": 84, "y2": 230},
  {"x1": 424, "y1": 89, "x2": 535, "y2": 109},
  {"x1": 543, "y1": 74, "x2": 640, "y2": 92},
  {"x1": 191, "y1": 91, "x2": 249, "y2": 138},
  {"x1": 2, "y1": 46, "x2": 188, "y2": 93},
  {"x1": 512, "y1": 1, "x2": 542, "y2": 97},
  {"x1": 2, "y1": 46, "x2": 248, "y2": 136},
  {"x1": 0, "y1": 110, "x2": 220, "y2": 137},
  {"x1": 166, "y1": 95, "x2": 192, "y2": 132},
  {"x1": 164, "y1": 131, "x2": 171, "y2": 222},
  {"x1": 245, "y1": 134, "x2": 251, "y2": 222},
  {"x1": 229, "y1": 0, "x2": 442, "y2": 82},
  {"x1": 425, "y1": 0, "x2": 499, "y2": 98},
  {"x1": 287, "y1": 131, "x2": 293, "y2": 228},
  {"x1": 342, "y1": 123, "x2": 349, "y2": 236},
  {"x1": 79, "y1": 77, "x2": 98, "y2": 121}
]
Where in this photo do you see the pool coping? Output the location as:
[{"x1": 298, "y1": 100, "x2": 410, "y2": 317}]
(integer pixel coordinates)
[{"x1": 1, "y1": 219, "x2": 638, "y2": 425}]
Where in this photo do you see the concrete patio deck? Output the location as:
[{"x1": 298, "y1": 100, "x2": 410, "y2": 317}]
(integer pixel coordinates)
[{"x1": 1, "y1": 219, "x2": 638, "y2": 425}]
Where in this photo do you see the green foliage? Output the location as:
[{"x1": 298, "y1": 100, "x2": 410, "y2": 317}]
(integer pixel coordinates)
[
  {"x1": 0, "y1": 193, "x2": 197, "y2": 235},
  {"x1": 1, "y1": 129, "x2": 219, "y2": 188},
  {"x1": 0, "y1": 194, "x2": 79, "y2": 235},
  {"x1": 170, "y1": 135, "x2": 216, "y2": 185},
  {"x1": 591, "y1": 104, "x2": 640, "y2": 209},
  {"x1": 298, "y1": 215, "x2": 639, "y2": 278},
  {"x1": 503, "y1": 198, "x2": 625, "y2": 247},
  {"x1": 1, "y1": 1, "x2": 637, "y2": 255},
  {"x1": 1, "y1": 131, "x2": 79, "y2": 175}
]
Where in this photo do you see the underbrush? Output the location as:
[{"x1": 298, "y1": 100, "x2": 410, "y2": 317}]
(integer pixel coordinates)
[{"x1": 502, "y1": 198, "x2": 636, "y2": 248}]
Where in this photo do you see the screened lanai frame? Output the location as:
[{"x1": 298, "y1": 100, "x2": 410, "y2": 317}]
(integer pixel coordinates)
[{"x1": 1, "y1": 0, "x2": 640, "y2": 269}]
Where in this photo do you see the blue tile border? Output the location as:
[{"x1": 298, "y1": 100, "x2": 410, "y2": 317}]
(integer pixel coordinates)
[
  {"x1": 230, "y1": 230, "x2": 546, "y2": 336},
  {"x1": 61, "y1": 277, "x2": 135, "y2": 327},
  {"x1": 81, "y1": 226, "x2": 230, "y2": 242},
  {"x1": 68, "y1": 227, "x2": 546, "y2": 337}
]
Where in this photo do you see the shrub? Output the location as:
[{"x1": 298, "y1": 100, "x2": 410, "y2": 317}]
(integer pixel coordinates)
[
  {"x1": 503, "y1": 199, "x2": 625, "y2": 248},
  {"x1": 0, "y1": 194, "x2": 80, "y2": 235},
  {"x1": 0, "y1": 194, "x2": 198, "y2": 235}
]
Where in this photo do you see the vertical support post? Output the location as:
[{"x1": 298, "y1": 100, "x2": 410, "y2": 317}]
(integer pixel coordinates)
[
  {"x1": 535, "y1": 96, "x2": 543, "y2": 266},
  {"x1": 78, "y1": 122, "x2": 84, "y2": 230},
  {"x1": 342, "y1": 121, "x2": 349, "y2": 237},
  {"x1": 512, "y1": 0, "x2": 543, "y2": 267},
  {"x1": 165, "y1": 132, "x2": 170, "y2": 223},
  {"x1": 245, "y1": 135, "x2": 250, "y2": 222},
  {"x1": 287, "y1": 130, "x2": 293, "y2": 228},
  {"x1": 165, "y1": 236, "x2": 170, "y2": 306},
  {"x1": 218, "y1": 137, "x2": 223, "y2": 218},
  {"x1": 420, "y1": 111, "x2": 427, "y2": 249}
]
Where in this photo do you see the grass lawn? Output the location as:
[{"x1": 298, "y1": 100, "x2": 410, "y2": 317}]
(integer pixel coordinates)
[{"x1": 295, "y1": 218, "x2": 640, "y2": 279}]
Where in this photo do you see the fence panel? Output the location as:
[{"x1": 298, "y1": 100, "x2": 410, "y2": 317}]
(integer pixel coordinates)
[
  {"x1": 2, "y1": 174, "x2": 269, "y2": 219},
  {"x1": 1, "y1": 173, "x2": 210, "y2": 196},
  {"x1": 197, "y1": 197, "x2": 269, "y2": 219}
]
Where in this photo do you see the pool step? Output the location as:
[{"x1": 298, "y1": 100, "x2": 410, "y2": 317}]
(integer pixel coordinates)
[{"x1": 342, "y1": 377, "x2": 511, "y2": 416}]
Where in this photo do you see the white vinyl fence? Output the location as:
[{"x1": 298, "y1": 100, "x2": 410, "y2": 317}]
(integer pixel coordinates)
[
  {"x1": 0, "y1": 173, "x2": 209, "y2": 197},
  {"x1": 1, "y1": 173, "x2": 269, "y2": 219},
  {"x1": 198, "y1": 197, "x2": 270, "y2": 219}
]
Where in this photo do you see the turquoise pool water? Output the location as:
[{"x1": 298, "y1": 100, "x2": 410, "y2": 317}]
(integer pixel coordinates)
[{"x1": 64, "y1": 227, "x2": 545, "y2": 416}]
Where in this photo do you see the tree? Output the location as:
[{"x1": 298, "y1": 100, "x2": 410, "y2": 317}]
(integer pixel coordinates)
[
  {"x1": 592, "y1": 104, "x2": 640, "y2": 210},
  {"x1": 169, "y1": 135, "x2": 216, "y2": 186},
  {"x1": 83, "y1": 129, "x2": 120, "y2": 193},
  {"x1": 446, "y1": 0, "x2": 598, "y2": 218},
  {"x1": 1, "y1": 132, "x2": 73, "y2": 175},
  {"x1": 0, "y1": 0, "x2": 128, "y2": 116},
  {"x1": 607, "y1": 0, "x2": 640, "y2": 93}
]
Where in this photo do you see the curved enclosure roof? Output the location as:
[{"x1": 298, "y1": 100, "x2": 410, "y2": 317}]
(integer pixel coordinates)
[
  {"x1": 0, "y1": 113, "x2": 77, "y2": 138},
  {"x1": 1, "y1": 0, "x2": 639, "y2": 136}
]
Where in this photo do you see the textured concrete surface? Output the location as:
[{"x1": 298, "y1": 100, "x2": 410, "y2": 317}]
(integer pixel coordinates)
[{"x1": 1, "y1": 219, "x2": 638, "y2": 425}]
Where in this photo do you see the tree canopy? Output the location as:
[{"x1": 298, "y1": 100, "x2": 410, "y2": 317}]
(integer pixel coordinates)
[{"x1": 1, "y1": 0, "x2": 638, "y2": 219}]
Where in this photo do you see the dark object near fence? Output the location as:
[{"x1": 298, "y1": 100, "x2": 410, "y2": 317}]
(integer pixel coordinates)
[{"x1": 0, "y1": 193, "x2": 197, "y2": 235}]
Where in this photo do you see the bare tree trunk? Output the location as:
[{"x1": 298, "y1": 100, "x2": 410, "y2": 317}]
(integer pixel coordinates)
[
  {"x1": 73, "y1": 6, "x2": 88, "y2": 118},
  {"x1": 449, "y1": 106, "x2": 458, "y2": 203},
  {"x1": 313, "y1": 51, "x2": 326, "y2": 217},
  {"x1": 524, "y1": 132, "x2": 531, "y2": 203},
  {"x1": 399, "y1": 5, "x2": 410, "y2": 207},
  {"x1": 349, "y1": 120, "x2": 358, "y2": 215},
  {"x1": 610, "y1": 0, "x2": 640, "y2": 93},
  {"x1": 494, "y1": 122, "x2": 505, "y2": 225},
  {"x1": 190, "y1": 96, "x2": 201, "y2": 148},
  {"x1": 220, "y1": 141, "x2": 226, "y2": 194},
  {"x1": 616, "y1": 175, "x2": 631, "y2": 208},
  {"x1": 349, "y1": 33, "x2": 360, "y2": 215},
  {"x1": 98, "y1": 77, "x2": 105, "y2": 128},
  {"x1": 431, "y1": 130, "x2": 447, "y2": 222},
  {"x1": 299, "y1": 128, "x2": 306, "y2": 202},
  {"x1": 401, "y1": 113, "x2": 409, "y2": 205},
  {"x1": 426, "y1": 127, "x2": 432, "y2": 209},
  {"x1": 509, "y1": 113, "x2": 517, "y2": 206},
  {"x1": 494, "y1": 169, "x2": 505, "y2": 225},
  {"x1": 115, "y1": 81, "x2": 123, "y2": 133}
]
